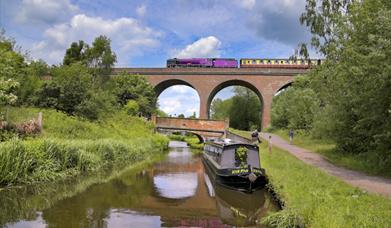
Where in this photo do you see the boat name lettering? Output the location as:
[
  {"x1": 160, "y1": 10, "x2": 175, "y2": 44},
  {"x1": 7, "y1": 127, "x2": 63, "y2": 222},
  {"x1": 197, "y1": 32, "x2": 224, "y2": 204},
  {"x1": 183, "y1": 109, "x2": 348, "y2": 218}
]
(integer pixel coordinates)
[{"x1": 231, "y1": 169, "x2": 248, "y2": 174}]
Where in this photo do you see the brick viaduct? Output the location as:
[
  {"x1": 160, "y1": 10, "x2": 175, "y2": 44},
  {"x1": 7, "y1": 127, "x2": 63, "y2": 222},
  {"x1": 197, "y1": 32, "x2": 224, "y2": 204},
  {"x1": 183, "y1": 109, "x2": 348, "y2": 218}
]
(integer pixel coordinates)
[{"x1": 114, "y1": 67, "x2": 309, "y2": 129}]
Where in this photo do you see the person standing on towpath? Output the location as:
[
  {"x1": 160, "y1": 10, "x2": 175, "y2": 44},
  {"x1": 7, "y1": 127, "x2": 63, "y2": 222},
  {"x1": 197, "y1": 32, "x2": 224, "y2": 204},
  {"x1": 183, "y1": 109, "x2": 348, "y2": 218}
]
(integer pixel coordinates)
[{"x1": 289, "y1": 128, "x2": 294, "y2": 145}]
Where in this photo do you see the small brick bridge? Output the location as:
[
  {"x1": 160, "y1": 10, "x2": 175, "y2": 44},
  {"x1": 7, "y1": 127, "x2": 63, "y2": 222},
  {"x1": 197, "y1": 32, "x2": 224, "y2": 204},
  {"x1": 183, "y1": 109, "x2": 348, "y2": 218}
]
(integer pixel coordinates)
[{"x1": 152, "y1": 116, "x2": 229, "y2": 142}]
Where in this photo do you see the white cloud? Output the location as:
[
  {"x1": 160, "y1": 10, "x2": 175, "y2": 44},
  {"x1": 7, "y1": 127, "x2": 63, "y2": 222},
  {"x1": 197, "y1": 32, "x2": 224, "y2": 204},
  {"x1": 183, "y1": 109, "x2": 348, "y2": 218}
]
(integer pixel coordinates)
[
  {"x1": 174, "y1": 36, "x2": 221, "y2": 58},
  {"x1": 171, "y1": 85, "x2": 191, "y2": 94},
  {"x1": 17, "y1": 0, "x2": 78, "y2": 24},
  {"x1": 160, "y1": 99, "x2": 182, "y2": 114},
  {"x1": 158, "y1": 86, "x2": 200, "y2": 117},
  {"x1": 136, "y1": 5, "x2": 147, "y2": 17},
  {"x1": 261, "y1": 0, "x2": 303, "y2": 14},
  {"x1": 236, "y1": 0, "x2": 256, "y2": 10},
  {"x1": 30, "y1": 14, "x2": 161, "y2": 64}
]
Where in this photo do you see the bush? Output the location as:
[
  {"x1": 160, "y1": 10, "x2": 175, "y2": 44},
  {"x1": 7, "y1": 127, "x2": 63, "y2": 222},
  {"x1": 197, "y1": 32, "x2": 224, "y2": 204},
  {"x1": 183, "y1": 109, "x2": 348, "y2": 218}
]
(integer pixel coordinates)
[
  {"x1": 75, "y1": 90, "x2": 115, "y2": 120},
  {"x1": 124, "y1": 100, "x2": 139, "y2": 116}
]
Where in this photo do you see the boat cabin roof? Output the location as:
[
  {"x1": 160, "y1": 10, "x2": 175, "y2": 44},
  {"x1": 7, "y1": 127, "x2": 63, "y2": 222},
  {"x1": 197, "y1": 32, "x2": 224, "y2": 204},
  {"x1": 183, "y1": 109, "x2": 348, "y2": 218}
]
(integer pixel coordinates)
[{"x1": 205, "y1": 139, "x2": 258, "y2": 150}]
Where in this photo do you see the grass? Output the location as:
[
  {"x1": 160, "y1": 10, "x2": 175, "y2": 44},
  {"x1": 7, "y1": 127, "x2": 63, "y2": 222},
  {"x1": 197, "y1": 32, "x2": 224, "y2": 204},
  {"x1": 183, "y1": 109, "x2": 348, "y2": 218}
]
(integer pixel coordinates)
[
  {"x1": 0, "y1": 107, "x2": 169, "y2": 186},
  {"x1": 259, "y1": 143, "x2": 391, "y2": 228},
  {"x1": 271, "y1": 129, "x2": 391, "y2": 178},
  {"x1": 228, "y1": 128, "x2": 252, "y2": 140}
]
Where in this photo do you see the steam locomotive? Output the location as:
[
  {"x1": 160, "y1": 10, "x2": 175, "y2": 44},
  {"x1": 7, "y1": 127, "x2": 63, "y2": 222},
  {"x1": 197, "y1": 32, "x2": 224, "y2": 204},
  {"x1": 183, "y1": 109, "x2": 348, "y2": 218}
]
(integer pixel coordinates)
[
  {"x1": 166, "y1": 58, "x2": 323, "y2": 69},
  {"x1": 167, "y1": 58, "x2": 238, "y2": 68}
]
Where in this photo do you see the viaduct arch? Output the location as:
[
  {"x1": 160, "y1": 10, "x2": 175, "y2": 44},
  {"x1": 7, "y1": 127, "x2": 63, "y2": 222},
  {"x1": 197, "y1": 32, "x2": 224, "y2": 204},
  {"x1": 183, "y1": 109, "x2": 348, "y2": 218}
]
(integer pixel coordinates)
[{"x1": 114, "y1": 67, "x2": 308, "y2": 129}]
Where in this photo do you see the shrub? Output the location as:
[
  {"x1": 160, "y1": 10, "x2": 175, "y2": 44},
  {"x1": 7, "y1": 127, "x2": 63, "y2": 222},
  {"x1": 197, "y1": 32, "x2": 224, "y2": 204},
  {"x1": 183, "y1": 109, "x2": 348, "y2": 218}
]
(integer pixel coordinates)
[{"x1": 124, "y1": 100, "x2": 139, "y2": 116}]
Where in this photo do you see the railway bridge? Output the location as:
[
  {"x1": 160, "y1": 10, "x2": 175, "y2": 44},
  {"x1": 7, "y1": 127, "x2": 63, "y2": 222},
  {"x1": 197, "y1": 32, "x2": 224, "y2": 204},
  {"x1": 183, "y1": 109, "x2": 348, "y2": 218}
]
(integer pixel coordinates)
[{"x1": 114, "y1": 67, "x2": 310, "y2": 129}]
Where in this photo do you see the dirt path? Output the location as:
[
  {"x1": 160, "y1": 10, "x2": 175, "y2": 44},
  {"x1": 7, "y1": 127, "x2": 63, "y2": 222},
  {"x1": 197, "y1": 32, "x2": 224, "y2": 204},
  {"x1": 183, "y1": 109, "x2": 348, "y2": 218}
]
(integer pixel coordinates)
[{"x1": 261, "y1": 133, "x2": 391, "y2": 199}]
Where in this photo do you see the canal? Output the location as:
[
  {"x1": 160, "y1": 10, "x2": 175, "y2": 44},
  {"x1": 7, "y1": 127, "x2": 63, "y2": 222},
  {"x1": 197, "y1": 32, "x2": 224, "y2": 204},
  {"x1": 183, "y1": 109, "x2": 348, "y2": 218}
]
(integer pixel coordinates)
[{"x1": 2, "y1": 141, "x2": 279, "y2": 227}]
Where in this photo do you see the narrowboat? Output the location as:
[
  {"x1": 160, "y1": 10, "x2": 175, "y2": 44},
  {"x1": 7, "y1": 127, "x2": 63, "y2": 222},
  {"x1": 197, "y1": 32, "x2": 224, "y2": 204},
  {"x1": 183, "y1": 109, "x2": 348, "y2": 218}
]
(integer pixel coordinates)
[{"x1": 202, "y1": 139, "x2": 267, "y2": 193}]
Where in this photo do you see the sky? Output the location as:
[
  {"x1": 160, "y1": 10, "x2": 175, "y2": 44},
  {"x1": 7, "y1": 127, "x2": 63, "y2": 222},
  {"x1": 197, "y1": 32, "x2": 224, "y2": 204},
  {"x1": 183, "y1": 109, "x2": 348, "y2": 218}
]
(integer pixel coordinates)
[{"x1": 1, "y1": 0, "x2": 313, "y2": 117}]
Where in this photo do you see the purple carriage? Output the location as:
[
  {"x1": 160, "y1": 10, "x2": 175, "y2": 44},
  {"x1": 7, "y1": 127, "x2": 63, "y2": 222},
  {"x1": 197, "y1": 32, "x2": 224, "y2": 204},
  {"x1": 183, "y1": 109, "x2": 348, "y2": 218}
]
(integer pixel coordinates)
[{"x1": 167, "y1": 58, "x2": 238, "y2": 68}]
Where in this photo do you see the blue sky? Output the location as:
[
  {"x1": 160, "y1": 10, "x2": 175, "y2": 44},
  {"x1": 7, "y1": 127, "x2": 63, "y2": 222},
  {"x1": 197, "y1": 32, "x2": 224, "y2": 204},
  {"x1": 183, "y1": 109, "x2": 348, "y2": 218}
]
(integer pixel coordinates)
[{"x1": 1, "y1": 0, "x2": 313, "y2": 117}]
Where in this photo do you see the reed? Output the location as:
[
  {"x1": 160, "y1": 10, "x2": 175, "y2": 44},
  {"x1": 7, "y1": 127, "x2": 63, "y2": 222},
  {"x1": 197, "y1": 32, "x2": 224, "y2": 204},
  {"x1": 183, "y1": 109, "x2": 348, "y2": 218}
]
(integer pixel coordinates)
[{"x1": 0, "y1": 107, "x2": 169, "y2": 186}]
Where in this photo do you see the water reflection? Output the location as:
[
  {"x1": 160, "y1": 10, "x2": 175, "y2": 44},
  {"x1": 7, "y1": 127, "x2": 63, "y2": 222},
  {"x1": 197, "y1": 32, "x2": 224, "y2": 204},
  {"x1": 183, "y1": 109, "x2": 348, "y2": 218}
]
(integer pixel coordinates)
[
  {"x1": 105, "y1": 210, "x2": 160, "y2": 228},
  {"x1": 154, "y1": 173, "x2": 198, "y2": 199},
  {"x1": 3, "y1": 141, "x2": 278, "y2": 227}
]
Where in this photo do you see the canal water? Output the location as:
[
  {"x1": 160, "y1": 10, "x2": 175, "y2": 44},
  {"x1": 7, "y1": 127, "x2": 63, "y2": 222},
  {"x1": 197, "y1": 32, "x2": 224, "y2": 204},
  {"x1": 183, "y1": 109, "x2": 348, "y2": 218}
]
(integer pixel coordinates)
[{"x1": 2, "y1": 141, "x2": 278, "y2": 227}]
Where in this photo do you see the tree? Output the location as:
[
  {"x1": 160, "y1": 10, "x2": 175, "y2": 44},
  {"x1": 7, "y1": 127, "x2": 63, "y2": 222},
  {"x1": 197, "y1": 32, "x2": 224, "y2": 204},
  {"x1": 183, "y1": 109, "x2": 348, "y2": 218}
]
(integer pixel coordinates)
[
  {"x1": 0, "y1": 32, "x2": 25, "y2": 81},
  {"x1": 17, "y1": 60, "x2": 48, "y2": 105},
  {"x1": 35, "y1": 63, "x2": 92, "y2": 113},
  {"x1": 0, "y1": 78, "x2": 19, "y2": 106},
  {"x1": 62, "y1": 36, "x2": 117, "y2": 84},
  {"x1": 188, "y1": 112, "x2": 197, "y2": 118},
  {"x1": 229, "y1": 87, "x2": 262, "y2": 131},
  {"x1": 177, "y1": 114, "x2": 185, "y2": 118},
  {"x1": 210, "y1": 86, "x2": 262, "y2": 130},
  {"x1": 53, "y1": 63, "x2": 93, "y2": 114},
  {"x1": 86, "y1": 35, "x2": 117, "y2": 81},
  {"x1": 156, "y1": 109, "x2": 168, "y2": 117},
  {"x1": 63, "y1": 40, "x2": 89, "y2": 65},
  {"x1": 273, "y1": 0, "x2": 391, "y2": 174},
  {"x1": 0, "y1": 31, "x2": 29, "y2": 107},
  {"x1": 113, "y1": 72, "x2": 156, "y2": 116},
  {"x1": 295, "y1": 0, "x2": 354, "y2": 60},
  {"x1": 210, "y1": 98, "x2": 232, "y2": 120}
]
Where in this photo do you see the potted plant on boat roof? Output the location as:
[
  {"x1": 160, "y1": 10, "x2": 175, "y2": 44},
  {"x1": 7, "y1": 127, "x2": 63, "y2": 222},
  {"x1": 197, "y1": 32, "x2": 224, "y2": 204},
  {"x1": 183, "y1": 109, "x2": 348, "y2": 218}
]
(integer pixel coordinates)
[{"x1": 235, "y1": 146, "x2": 248, "y2": 168}]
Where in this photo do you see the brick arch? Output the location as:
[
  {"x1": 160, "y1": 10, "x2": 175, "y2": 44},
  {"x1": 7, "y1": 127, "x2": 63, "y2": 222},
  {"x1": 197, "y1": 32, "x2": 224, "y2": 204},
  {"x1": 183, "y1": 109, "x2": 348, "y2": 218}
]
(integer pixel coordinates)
[
  {"x1": 154, "y1": 79, "x2": 199, "y2": 97},
  {"x1": 275, "y1": 81, "x2": 293, "y2": 95},
  {"x1": 206, "y1": 79, "x2": 264, "y2": 128}
]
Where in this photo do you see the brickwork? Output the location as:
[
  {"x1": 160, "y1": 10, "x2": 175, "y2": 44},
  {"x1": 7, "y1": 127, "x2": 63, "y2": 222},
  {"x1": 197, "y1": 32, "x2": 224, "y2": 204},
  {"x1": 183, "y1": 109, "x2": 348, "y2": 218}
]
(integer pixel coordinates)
[
  {"x1": 153, "y1": 116, "x2": 228, "y2": 139},
  {"x1": 114, "y1": 68, "x2": 308, "y2": 129}
]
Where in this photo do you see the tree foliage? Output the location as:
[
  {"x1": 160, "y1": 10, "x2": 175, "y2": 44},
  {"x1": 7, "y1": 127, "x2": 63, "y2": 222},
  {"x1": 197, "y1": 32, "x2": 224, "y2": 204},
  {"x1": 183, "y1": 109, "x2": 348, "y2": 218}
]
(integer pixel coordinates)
[
  {"x1": 35, "y1": 63, "x2": 115, "y2": 120},
  {"x1": 210, "y1": 86, "x2": 262, "y2": 130},
  {"x1": 0, "y1": 31, "x2": 157, "y2": 122},
  {"x1": 63, "y1": 40, "x2": 88, "y2": 66},
  {"x1": 124, "y1": 100, "x2": 140, "y2": 116},
  {"x1": 272, "y1": 0, "x2": 391, "y2": 172},
  {"x1": 0, "y1": 32, "x2": 23, "y2": 107},
  {"x1": 86, "y1": 35, "x2": 117, "y2": 81},
  {"x1": 63, "y1": 36, "x2": 116, "y2": 83},
  {"x1": 210, "y1": 98, "x2": 232, "y2": 120},
  {"x1": 113, "y1": 72, "x2": 157, "y2": 116},
  {"x1": 271, "y1": 87, "x2": 320, "y2": 131},
  {"x1": 0, "y1": 78, "x2": 19, "y2": 106}
]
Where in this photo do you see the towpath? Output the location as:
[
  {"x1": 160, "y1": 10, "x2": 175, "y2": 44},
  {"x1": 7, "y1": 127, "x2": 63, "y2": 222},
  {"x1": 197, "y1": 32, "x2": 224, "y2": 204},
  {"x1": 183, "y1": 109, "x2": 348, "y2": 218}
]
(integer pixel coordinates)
[{"x1": 261, "y1": 133, "x2": 391, "y2": 199}]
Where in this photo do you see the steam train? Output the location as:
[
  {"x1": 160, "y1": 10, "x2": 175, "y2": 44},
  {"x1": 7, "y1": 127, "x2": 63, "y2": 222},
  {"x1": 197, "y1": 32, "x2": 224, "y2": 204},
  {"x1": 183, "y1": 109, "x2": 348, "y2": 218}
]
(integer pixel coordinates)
[{"x1": 166, "y1": 58, "x2": 323, "y2": 69}]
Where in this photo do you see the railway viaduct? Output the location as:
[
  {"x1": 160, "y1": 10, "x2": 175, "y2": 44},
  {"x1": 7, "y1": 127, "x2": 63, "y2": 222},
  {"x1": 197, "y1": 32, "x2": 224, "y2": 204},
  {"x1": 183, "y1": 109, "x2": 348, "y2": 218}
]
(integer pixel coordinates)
[{"x1": 114, "y1": 67, "x2": 309, "y2": 129}]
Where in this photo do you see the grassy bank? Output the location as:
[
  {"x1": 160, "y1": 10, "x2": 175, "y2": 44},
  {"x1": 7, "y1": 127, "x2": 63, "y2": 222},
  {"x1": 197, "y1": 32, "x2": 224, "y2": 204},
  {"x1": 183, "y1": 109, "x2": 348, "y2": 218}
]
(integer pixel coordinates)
[
  {"x1": 228, "y1": 128, "x2": 252, "y2": 140},
  {"x1": 0, "y1": 107, "x2": 169, "y2": 186},
  {"x1": 271, "y1": 129, "x2": 391, "y2": 178},
  {"x1": 259, "y1": 143, "x2": 391, "y2": 227}
]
